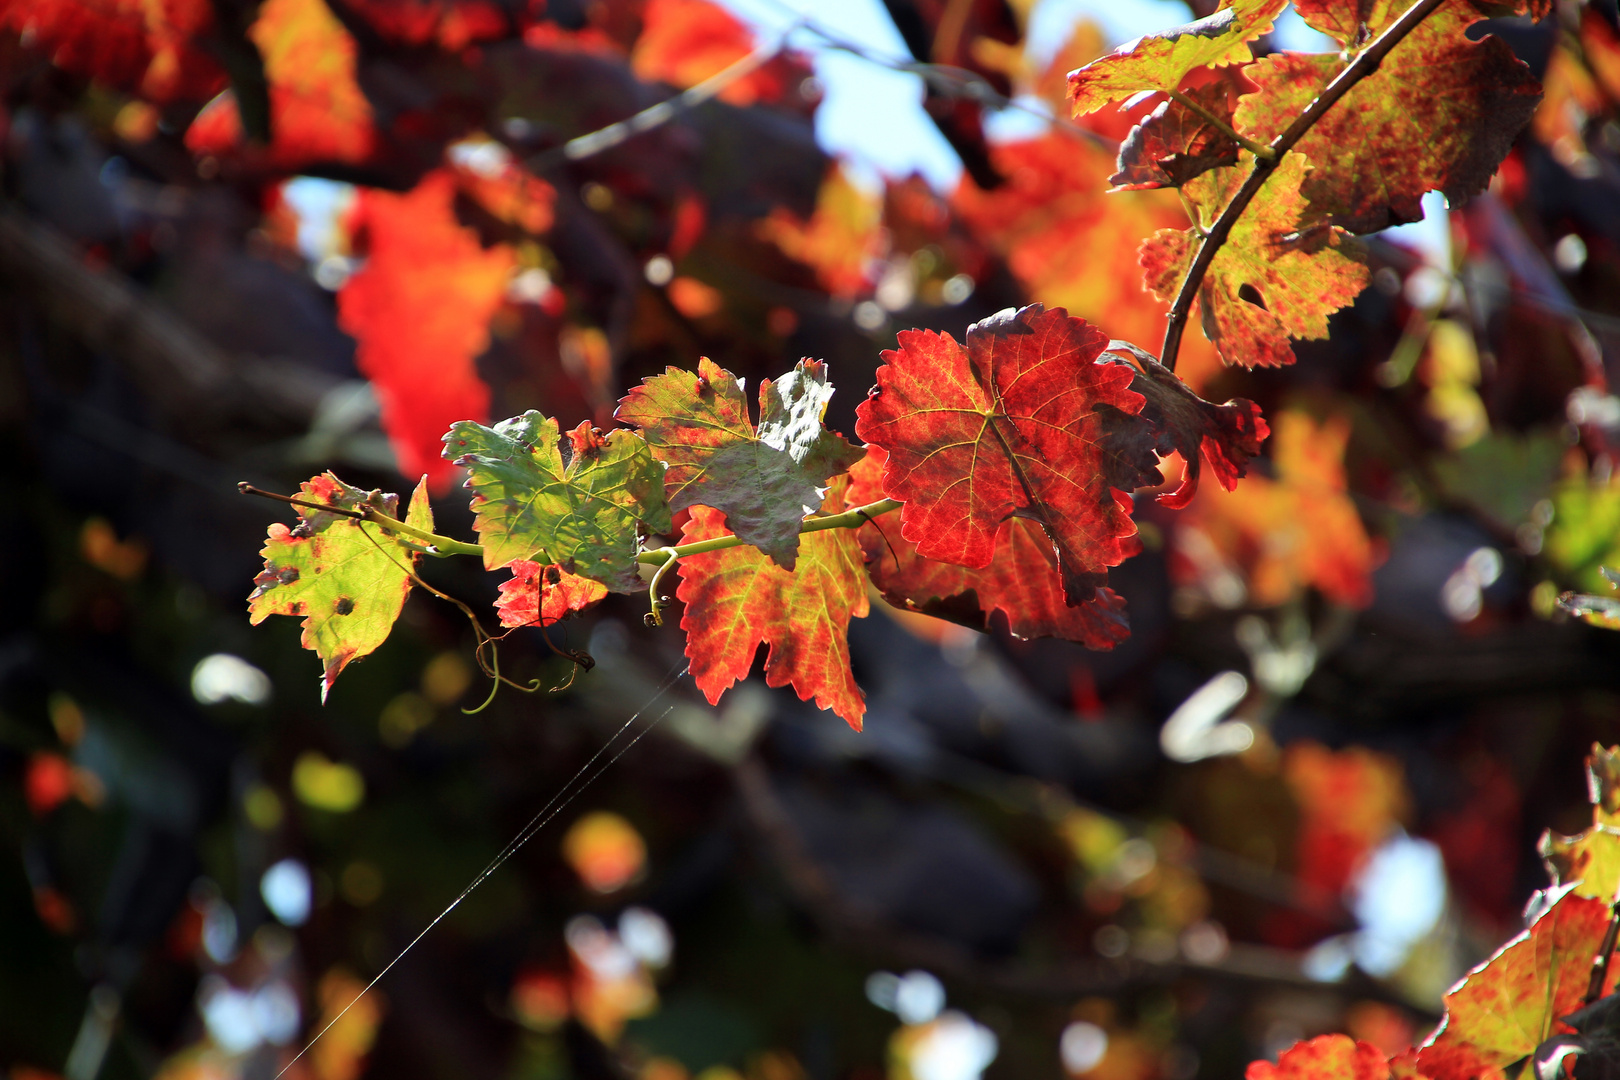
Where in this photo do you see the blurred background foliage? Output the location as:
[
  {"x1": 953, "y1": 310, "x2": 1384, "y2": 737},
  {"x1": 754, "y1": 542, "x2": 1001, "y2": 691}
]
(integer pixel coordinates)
[{"x1": 3, "y1": 0, "x2": 1620, "y2": 1078}]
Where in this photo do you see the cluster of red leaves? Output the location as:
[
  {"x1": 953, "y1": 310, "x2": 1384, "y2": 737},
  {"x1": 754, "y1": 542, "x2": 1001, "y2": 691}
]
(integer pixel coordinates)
[
  {"x1": 1253, "y1": 744, "x2": 1620, "y2": 1080},
  {"x1": 338, "y1": 172, "x2": 516, "y2": 489}
]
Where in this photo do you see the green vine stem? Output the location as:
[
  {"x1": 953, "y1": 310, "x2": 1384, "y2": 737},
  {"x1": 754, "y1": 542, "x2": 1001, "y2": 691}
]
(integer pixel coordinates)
[
  {"x1": 635, "y1": 498, "x2": 904, "y2": 566},
  {"x1": 644, "y1": 547, "x2": 681, "y2": 626},
  {"x1": 1158, "y1": 0, "x2": 1448, "y2": 372},
  {"x1": 240, "y1": 482, "x2": 903, "y2": 570}
]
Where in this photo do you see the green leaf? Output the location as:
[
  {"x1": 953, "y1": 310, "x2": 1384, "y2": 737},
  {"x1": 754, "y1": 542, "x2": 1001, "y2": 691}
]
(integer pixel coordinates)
[
  {"x1": 248, "y1": 473, "x2": 432, "y2": 702},
  {"x1": 1067, "y1": 0, "x2": 1289, "y2": 116},
  {"x1": 615, "y1": 357, "x2": 862, "y2": 569},
  {"x1": 445, "y1": 413, "x2": 672, "y2": 592}
]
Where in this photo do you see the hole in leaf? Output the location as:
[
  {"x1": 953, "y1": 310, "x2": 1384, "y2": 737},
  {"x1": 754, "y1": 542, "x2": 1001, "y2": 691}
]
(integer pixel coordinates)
[
  {"x1": 1238, "y1": 283, "x2": 1267, "y2": 310},
  {"x1": 334, "y1": 597, "x2": 355, "y2": 616}
]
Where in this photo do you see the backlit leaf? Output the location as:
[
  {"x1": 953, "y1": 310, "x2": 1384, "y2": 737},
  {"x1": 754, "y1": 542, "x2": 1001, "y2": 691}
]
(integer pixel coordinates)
[
  {"x1": 1139, "y1": 152, "x2": 1368, "y2": 368},
  {"x1": 952, "y1": 133, "x2": 1226, "y2": 393},
  {"x1": 446, "y1": 413, "x2": 671, "y2": 592},
  {"x1": 1173, "y1": 411, "x2": 1376, "y2": 608},
  {"x1": 1247, "y1": 1035, "x2": 1388, "y2": 1080},
  {"x1": 339, "y1": 171, "x2": 514, "y2": 488},
  {"x1": 676, "y1": 480, "x2": 869, "y2": 729},
  {"x1": 1234, "y1": 7, "x2": 1541, "y2": 234},
  {"x1": 342, "y1": 0, "x2": 510, "y2": 50},
  {"x1": 248, "y1": 474, "x2": 432, "y2": 702},
  {"x1": 1067, "y1": 0, "x2": 1288, "y2": 116},
  {"x1": 853, "y1": 304, "x2": 1159, "y2": 605},
  {"x1": 1111, "y1": 74, "x2": 1248, "y2": 191},
  {"x1": 494, "y1": 560, "x2": 610, "y2": 629},
  {"x1": 616, "y1": 357, "x2": 862, "y2": 569},
  {"x1": 1107, "y1": 344, "x2": 1269, "y2": 508},
  {"x1": 847, "y1": 446, "x2": 1131, "y2": 649},
  {"x1": 1539, "y1": 743, "x2": 1620, "y2": 900},
  {"x1": 1416, "y1": 884, "x2": 1615, "y2": 1079},
  {"x1": 184, "y1": 0, "x2": 374, "y2": 168}
]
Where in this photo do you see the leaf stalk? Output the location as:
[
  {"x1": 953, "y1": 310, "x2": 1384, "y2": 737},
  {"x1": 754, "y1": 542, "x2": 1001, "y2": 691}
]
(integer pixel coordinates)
[{"x1": 1157, "y1": 0, "x2": 1448, "y2": 372}]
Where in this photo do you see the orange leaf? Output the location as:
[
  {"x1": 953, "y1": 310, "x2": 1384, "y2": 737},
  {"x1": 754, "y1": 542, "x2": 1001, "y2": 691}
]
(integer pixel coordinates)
[
  {"x1": 338, "y1": 171, "x2": 514, "y2": 488},
  {"x1": 494, "y1": 560, "x2": 609, "y2": 628},
  {"x1": 1247, "y1": 1035, "x2": 1388, "y2": 1080},
  {"x1": 631, "y1": 0, "x2": 807, "y2": 106},
  {"x1": 676, "y1": 480, "x2": 869, "y2": 729},
  {"x1": 1173, "y1": 411, "x2": 1376, "y2": 608},
  {"x1": 757, "y1": 166, "x2": 884, "y2": 299},
  {"x1": 185, "y1": 0, "x2": 374, "y2": 167}
]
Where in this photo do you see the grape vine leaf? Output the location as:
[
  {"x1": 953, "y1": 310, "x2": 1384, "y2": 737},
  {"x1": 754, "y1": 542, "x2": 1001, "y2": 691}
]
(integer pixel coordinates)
[
  {"x1": 1111, "y1": 75, "x2": 1245, "y2": 191},
  {"x1": 1067, "y1": 0, "x2": 1288, "y2": 116},
  {"x1": 847, "y1": 446, "x2": 1131, "y2": 648},
  {"x1": 445, "y1": 413, "x2": 671, "y2": 592},
  {"x1": 953, "y1": 133, "x2": 1226, "y2": 392},
  {"x1": 1247, "y1": 1035, "x2": 1388, "y2": 1080},
  {"x1": 339, "y1": 171, "x2": 514, "y2": 488},
  {"x1": 1416, "y1": 884, "x2": 1616, "y2": 1080},
  {"x1": 1539, "y1": 743, "x2": 1620, "y2": 901},
  {"x1": 0, "y1": 0, "x2": 224, "y2": 103},
  {"x1": 676, "y1": 479, "x2": 869, "y2": 729},
  {"x1": 494, "y1": 560, "x2": 609, "y2": 628},
  {"x1": 615, "y1": 357, "x2": 862, "y2": 570},
  {"x1": 248, "y1": 474, "x2": 431, "y2": 702},
  {"x1": 854, "y1": 303, "x2": 1159, "y2": 605},
  {"x1": 1105, "y1": 342, "x2": 1269, "y2": 508},
  {"x1": 1140, "y1": 152, "x2": 1369, "y2": 368},
  {"x1": 1233, "y1": 8, "x2": 1541, "y2": 234},
  {"x1": 185, "y1": 0, "x2": 374, "y2": 168}
]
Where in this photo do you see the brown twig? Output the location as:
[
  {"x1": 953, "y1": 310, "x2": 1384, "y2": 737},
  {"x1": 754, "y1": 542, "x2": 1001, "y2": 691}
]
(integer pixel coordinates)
[{"x1": 1158, "y1": 0, "x2": 1448, "y2": 372}]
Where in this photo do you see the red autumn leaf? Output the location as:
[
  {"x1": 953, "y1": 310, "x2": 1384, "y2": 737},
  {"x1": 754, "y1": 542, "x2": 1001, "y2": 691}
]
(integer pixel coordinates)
[
  {"x1": 676, "y1": 480, "x2": 869, "y2": 729},
  {"x1": 494, "y1": 560, "x2": 609, "y2": 629},
  {"x1": 1139, "y1": 152, "x2": 1368, "y2": 368},
  {"x1": 338, "y1": 170, "x2": 514, "y2": 489},
  {"x1": 1247, "y1": 1035, "x2": 1389, "y2": 1080},
  {"x1": 951, "y1": 132, "x2": 1226, "y2": 393},
  {"x1": 853, "y1": 304, "x2": 1159, "y2": 606},
  {"x1": 847, "y1": 446, "x2": 1130, "y2": 649},
  {"x1": 0, "y1": 0, "x2": 224, "y2": 102},
  {"x1": 1106, "y1": 342, "x2": 1269, "y2": 508},
  {"x1": 615, "y1": 357, "x2": 862, "y2": 569},
  {"x1": 1416, "y1": 884, "x2": 1616, "y2": 1080},
  {"x1": 1234, "y1": 5, "x2": 1541, "y2": 234},
  {"x1": 630, "y1": 0, "x2": 809, "y2": 107},
  {"x1": 185, "y1": 0, "x2": 374, "y2": 168}
]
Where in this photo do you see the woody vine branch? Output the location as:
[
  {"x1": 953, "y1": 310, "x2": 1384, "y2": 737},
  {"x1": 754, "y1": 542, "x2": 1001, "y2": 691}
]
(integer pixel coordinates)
[{"x1": 1158, "y1": 0, "x2": 1450, "y2": 372}]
